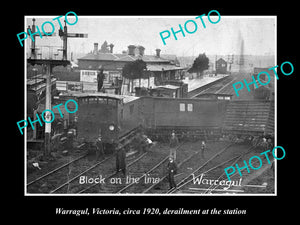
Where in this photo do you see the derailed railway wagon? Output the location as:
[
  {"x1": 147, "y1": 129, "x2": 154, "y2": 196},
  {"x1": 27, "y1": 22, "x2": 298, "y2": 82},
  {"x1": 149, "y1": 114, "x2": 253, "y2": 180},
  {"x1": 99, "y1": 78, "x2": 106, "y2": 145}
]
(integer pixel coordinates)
[
  {"x1": 222, "y1": 100, "x2": 274, "y2": 137},
  {"x1": 69, "y1": 93, "x2": 142, "y2": 152}
]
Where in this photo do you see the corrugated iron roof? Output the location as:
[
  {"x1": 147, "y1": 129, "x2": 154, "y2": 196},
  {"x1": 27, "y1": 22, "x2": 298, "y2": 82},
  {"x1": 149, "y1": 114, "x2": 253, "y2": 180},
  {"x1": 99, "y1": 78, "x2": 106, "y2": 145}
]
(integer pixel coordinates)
[
  {"x1": 78, "y1": 52, "x2": 170, "y2": 63},
  {"x1": 117, "y1": 55, "x2": 136, "y2": 61},
  {"x1": 79, "y1": 53, "x2": 119, "y2": 61},
  {"x1": 153, "y1": 84, "x2": 180, "y2": 90},
  {"x1": 146, "y1": 64, "x2": 185, "y2": 71}
]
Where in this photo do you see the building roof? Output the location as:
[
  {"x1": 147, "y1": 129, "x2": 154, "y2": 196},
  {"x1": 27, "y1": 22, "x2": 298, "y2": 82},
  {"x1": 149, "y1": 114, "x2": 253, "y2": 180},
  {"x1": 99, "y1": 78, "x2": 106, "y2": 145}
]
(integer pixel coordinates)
[
  {"x1": 78, "y1": 52, "x2": 170, "y2": 63},
  {"x1": 197, "y1": 92, "x2": 233, "y2": 97},
  {"x1": 59, "y1": 92, "x2": 139, "y2": 104},
  {"x1": 142, "y1": 55, "x2": 170, "y2": 63},
  {"x1": 79, "y1": 53, "x2": 119, "y2": 61},
  {"x1": 117, "y1": 54, "x2": 136, "y2": 61},
  {"x1": 160, "y1": 54, "x2": 177, "y2": 61},
  {"x1": 147, "y1": 64, "x2": 185, "y2": 71},
  {"x1": 216, "y1": 58, "x2": 226, "y2": 63},
  {"x1": 153, "y1": 84, "x2": 180, "y2": 90}
]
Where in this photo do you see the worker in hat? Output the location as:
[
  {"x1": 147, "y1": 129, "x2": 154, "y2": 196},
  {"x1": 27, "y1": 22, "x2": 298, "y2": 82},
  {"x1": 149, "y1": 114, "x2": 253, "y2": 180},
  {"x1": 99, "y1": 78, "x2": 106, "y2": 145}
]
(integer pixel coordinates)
[
  {"x1": 95, "y1": 133, "x2": 105, "y2": 160},
  {"x1": 201, "y1": 141, "x2": 206, "y2": 159},
  {"x1": 169, "y1": 131, "x2": 179, "y2": 161},
  {"x1": 66, "y1": 130, "x2": 74, "y2": 150},
  {"x1": 167, "y1": 157, "x2": 178, "y2": 190},
  {"x1": 116, "y1": 144, "x2": 126, "y2": 176},
  {"x1": 262, "y1": 137, "x2": 268, "y2": 150}
]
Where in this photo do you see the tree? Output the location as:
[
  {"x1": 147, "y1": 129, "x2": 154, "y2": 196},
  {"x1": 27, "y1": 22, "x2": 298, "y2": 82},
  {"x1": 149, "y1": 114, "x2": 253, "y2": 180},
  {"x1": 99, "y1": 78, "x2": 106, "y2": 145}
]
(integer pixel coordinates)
[
  {"x1": 100, "y1": 41, "x2": 110, "y2": 53},
  {"x1": 122, "y1": 59, "x2": 147, "y2": 89},
  {"x1": 188, "y1": 53, "x2": 209, "y2": 78}
]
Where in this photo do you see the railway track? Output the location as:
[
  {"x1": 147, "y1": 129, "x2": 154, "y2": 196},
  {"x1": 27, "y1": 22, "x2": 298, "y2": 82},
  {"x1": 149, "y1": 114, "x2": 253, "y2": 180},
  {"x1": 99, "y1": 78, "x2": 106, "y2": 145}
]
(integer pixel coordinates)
[
  {"x1": 27, "y1": 137, "x2": 260, "y2": 195},
  {"x1": 77, "y1": 152, "x2": 149, "y2": 193},
  {"x1": 79, "y1": 141, "x2": 204, "y2": 194},
  {"x1": 201, "y1": 148, "x2": 274, "y2": 194},
  {"x1": 200, "y1": 146, "x2": 255, "y2": 194},
  {"x1": 142, "y1": 150, "x2": 198, "y2": 193},
  {"x1": 167, "y1": 143, "x2": 256, "y2": 194},
  {"x1": 27, "y1": 151, "x2": 93, "y2": 193},
  {"x1": 79, "y1": 143, "x2": 184, "y2": 194},
  {"x1": 165, "y1": 142, "x2": 233, "y2": 194},
  {"x1": 141, "y1": 141, "x2": 229, "y2": 194},
  {"x1": 49, "y1": 155, "x2": 115, "y2": 193},
  {"x1": 181, "y1": 147, "x2": 254, "y2": 194},
  {"x1": 27, "y1": 152, "x2": 88, "y2": 187},
  {"x1": 27, "y1": 128, "x2": 140, "y2": 194},
  {"x1": 116, "y1": 142, "x2": 190, "y2": 194}
]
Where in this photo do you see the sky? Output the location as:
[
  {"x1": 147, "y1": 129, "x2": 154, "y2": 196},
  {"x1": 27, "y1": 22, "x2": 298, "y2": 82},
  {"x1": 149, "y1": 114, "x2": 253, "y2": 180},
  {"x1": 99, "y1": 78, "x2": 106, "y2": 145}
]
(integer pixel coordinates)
[{"x1": 25, "y1": 15, "x2": 276, "y2": 59}]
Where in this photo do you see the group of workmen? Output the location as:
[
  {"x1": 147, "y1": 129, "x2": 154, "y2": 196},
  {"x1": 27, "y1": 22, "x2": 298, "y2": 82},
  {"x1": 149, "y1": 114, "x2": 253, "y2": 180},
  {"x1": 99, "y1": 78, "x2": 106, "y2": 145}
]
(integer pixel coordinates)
[
  {"x1": 94, "y1": 131, "x2": 272, "y2": 191},
  {"x1": 92, "y1": 129, "x2": 206, "y2": 191},
  {"x1": 54, "y1": 123, "x2": 209, "y2": 191}
]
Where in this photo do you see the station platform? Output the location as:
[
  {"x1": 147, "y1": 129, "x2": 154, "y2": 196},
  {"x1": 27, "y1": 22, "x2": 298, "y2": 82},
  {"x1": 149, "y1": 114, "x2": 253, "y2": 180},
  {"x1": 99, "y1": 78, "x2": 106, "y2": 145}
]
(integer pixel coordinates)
[{"x1": 183, "y1": 74, "x2": 228, "y2": 98}]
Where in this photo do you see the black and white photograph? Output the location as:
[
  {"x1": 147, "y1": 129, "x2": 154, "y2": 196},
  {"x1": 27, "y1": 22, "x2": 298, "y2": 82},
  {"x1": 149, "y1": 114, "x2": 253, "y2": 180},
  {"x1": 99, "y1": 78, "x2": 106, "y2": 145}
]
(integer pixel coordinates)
[
  {"x1": 12, "y1": 1, "x2": 300, "y2": 220},
  {"x1": 22, "y1": 14, "x2": 278, "y2": 196}
]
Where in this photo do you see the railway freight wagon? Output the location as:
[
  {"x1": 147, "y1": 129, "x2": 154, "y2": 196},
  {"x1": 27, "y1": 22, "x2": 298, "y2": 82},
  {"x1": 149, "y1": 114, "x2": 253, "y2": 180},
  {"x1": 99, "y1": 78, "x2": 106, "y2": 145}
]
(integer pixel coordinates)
[
  {"x1": 142, "y1": 97, "x2": 274, "y2": 141},
  {"x1": 74, "y1": 93, "x2": 142, "y2": 151},
  {"x1": 222, "y1": 100, "x2": 274, "y2": 137},
  {"x1": 141, "y1": 97, "x2": 228, "y2": 141}
]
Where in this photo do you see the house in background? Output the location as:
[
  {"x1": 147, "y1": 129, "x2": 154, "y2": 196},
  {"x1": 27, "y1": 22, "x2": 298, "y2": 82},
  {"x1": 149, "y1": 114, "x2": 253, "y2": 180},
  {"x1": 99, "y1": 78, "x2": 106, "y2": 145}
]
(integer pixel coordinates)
[{"x1": 216, "y1": 58, "x2": 228, "y2": 74}]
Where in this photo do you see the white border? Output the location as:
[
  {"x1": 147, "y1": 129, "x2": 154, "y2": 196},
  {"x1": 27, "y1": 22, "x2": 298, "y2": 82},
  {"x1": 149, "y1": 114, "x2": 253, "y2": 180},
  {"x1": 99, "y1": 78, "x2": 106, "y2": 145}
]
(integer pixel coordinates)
[{"x1": 24, "y1": 15, "x2": 277, "y2": 196}]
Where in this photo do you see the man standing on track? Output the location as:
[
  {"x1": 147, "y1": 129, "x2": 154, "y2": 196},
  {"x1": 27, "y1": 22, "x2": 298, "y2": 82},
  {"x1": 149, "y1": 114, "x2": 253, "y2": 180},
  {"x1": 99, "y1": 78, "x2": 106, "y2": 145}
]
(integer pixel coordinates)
[
  {"x1": 169, "y1": 131, "x2": 179, "y2": 161},
  {"x1": 201, "y1": 141, "x2": 206, "y2": 159},
  {"x1": 95, "y1": 134, "x2": 105, "y2": 160},
  {"x1": 116, "y1": 145, "x2": 126, "y2": 176},
  {"x1": 167, "y1": 157, "x2": 178, "y2": 190}
]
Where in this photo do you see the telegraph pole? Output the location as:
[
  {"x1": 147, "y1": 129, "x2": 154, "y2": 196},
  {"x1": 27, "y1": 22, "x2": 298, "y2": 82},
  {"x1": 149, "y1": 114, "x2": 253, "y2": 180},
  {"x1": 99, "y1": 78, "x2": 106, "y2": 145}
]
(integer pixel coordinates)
[
  {"x1": 27, "y1": 17, "x2": 87, "y2": 159},
  {"x1": 44, "y1": 64, "x2": 52, "y2": 156},
  {"x1": 27, "y1": 18, "x2": 69, "y2": 158},
  {"x1": 28, "y1": 59, "x2": 69, "y2": 158}
]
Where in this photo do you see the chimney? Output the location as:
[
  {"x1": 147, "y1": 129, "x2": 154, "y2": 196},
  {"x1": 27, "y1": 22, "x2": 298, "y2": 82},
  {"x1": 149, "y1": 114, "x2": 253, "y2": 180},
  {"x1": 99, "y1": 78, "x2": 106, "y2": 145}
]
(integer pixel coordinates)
[
  {"x1": 128, "y1": 45, "x2": 136, "y2": 56},
  {"x1": 93, "y1": 43, "x2": 98, "y2": 54},
  {"x1": 137, "y1": 46, "x2": 145, "y2": 56},
  {"x1": 155, "y1": 49, "x2": 161, "y2": 58},
  {"x1": 109, "y1": 43, "x2": 114, "y2": 53}
]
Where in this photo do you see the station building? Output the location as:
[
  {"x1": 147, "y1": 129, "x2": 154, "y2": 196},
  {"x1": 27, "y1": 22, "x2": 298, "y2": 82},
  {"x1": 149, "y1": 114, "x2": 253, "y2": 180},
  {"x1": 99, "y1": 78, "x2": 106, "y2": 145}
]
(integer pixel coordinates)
[{"x1": 77, "y1": 43, "x2": 185, "y2": 94}]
